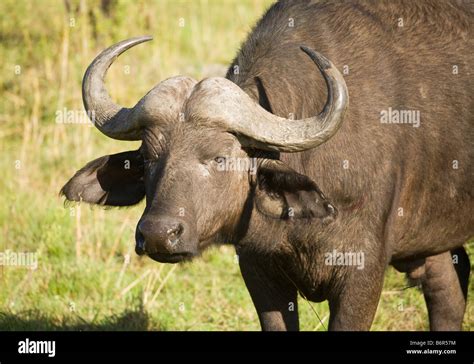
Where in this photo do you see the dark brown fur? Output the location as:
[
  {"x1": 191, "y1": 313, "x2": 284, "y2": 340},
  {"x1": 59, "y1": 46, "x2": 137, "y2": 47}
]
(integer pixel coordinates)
[{"x1": 223, "y1": 0, "x2": 473, "y2": 330}]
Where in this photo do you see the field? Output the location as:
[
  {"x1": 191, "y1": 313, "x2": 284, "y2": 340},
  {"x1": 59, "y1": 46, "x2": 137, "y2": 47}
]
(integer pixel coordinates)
[{"x1": 0, "y1": 0, "x2": 472, "y2": 331}]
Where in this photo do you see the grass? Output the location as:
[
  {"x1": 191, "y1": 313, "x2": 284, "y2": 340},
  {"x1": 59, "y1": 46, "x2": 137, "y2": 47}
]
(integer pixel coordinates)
[{"x1": 0, "y1": 0, "x2": 472, "y2": 331}]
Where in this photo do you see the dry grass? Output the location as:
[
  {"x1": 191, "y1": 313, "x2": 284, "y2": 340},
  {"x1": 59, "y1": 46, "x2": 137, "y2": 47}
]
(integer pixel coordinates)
[{"x1": 0, "y1": 0, "x2": 472, "y2": 331}]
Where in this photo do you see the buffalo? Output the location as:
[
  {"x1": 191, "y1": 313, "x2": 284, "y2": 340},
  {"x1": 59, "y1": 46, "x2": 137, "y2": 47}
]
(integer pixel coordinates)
[{"x1": 62, "y1": 0, "x2": 473, "y2": 330}]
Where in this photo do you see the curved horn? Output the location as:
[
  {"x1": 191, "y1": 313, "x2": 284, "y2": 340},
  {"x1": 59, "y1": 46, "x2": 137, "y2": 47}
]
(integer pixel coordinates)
[
  {"x1": 82, "y1": 36, "x2": 152, "y2": 141},
  {"x1": 188, "y1": 47, "x2": 348, "y2": 152}
]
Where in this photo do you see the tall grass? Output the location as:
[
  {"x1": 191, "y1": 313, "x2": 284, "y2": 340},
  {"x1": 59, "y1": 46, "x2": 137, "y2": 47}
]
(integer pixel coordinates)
[{"x1": 0, "y1": 0, "x2": 472, "y2": 330}]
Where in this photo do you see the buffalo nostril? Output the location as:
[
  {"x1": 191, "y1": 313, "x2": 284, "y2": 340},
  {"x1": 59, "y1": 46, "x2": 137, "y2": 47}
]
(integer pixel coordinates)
[
  {"x1": 166, "y1": 223, "x2": 183, "y2": 246},
  {"x1": 137, "y1": 219, "x2": 186, "y2": 253},
  {"x1": 135, "y1": 225, "x2": 146, "y2": 254}
]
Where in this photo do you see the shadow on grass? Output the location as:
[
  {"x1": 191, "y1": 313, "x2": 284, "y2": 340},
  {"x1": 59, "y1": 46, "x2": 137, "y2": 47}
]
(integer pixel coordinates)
[{"x1": 0, "y1": 305, "x2": 154, "y2": 331}]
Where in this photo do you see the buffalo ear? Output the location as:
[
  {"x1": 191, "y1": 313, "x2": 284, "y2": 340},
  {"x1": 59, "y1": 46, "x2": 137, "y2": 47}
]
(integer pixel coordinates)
[
  {"x1": 254, "y1": 160, "x2": 337, "y2": 221},
  {"x1": 61, "y1": 150, "x2": 145, "y2": 206}
]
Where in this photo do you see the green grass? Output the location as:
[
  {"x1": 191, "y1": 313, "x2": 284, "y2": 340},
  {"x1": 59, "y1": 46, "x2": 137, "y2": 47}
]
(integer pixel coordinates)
[{"x1": 0, "y1": 0, "x2": 472, "y2": 331}]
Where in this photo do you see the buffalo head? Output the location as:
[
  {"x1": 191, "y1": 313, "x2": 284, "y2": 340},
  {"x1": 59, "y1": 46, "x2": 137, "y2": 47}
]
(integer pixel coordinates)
[{"x1": 62, "y1": 36, "x2": 348, "y2": 263}]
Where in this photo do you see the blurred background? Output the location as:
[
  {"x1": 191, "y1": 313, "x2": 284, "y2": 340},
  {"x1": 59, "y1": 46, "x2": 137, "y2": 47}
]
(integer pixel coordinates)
[{"x1": 0, "y1": 0, "x2": 472, "y2": 330}]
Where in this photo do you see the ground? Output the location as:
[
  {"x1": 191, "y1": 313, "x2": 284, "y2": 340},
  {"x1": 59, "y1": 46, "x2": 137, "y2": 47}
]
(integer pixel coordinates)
[{"x1": 0, "y1": 0, "x2": 472, "y2": 331}]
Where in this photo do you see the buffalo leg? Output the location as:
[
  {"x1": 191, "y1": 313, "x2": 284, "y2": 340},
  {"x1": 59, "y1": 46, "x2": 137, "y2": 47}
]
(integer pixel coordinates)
[
  {"x1": 238, "y1": 249, "x2": 299, "y2": 331},
  {"x1": 328, "y1": 265, "x2": 385, "y2": 330},
  {"x1": 420, "y1": 249, "x2": 469, "y2": 330},
  {"x1": 451, "y1": 247, "x2": 470, "y2": 303}
]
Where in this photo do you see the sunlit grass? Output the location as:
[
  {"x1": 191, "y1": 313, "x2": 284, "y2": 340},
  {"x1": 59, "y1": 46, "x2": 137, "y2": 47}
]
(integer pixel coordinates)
[{"x1": 0, "y1": 0, "x2": 472, "y2": 331}]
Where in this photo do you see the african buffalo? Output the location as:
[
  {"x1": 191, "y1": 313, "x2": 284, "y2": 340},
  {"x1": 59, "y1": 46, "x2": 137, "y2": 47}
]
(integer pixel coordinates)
[{"x1": 62, "y1": 0, "x2": 473, "y2": 331}]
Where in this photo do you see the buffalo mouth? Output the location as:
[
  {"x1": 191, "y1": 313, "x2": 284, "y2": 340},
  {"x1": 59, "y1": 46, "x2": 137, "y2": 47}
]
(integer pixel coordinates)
[{"x1": 147, "y1": 252, "x2": 194, "y2": 263}]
